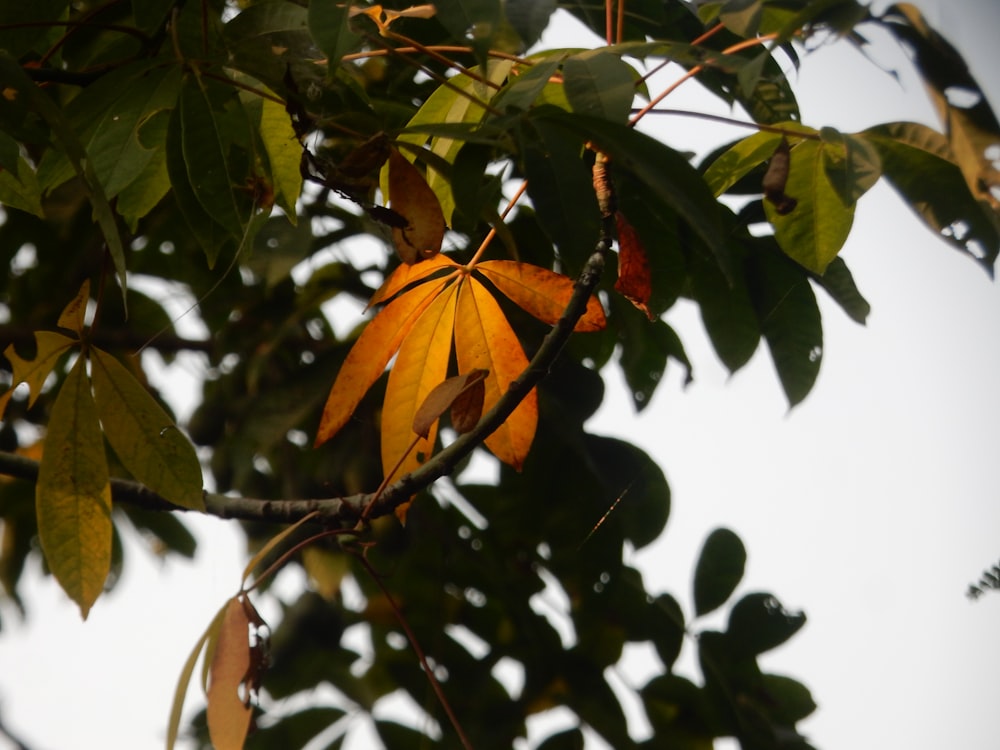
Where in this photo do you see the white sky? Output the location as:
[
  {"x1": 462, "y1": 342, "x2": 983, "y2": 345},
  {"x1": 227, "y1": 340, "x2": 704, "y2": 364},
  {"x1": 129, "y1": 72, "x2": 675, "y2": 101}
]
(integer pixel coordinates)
[{"x1": 2, "y1": 2, "x2": 999, "y2": 749}]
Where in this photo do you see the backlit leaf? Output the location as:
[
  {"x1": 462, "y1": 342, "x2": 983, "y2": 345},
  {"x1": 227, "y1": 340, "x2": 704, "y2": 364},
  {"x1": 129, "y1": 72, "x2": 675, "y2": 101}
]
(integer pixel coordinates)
[
  {"x1": 476, "y1": 260, "x2": 606, "y2": 331},
  {"x1": 703, "y1": 123, "x2": 817, "y2": 197},
  {"x1": 381, "y1": 281, "x2": 459, "y2": 483},
  {"x1": 315, "y1": 275, "x2": 451, "y2": 446},
  {"x1": 368, "y1": 254, "x2": 460, "y2": 308},
  {"x1": 387, "y1": 148, "x2": 446, "y2": 264},
  {"x1": 90, "y1": 348, "x2": 204, "y2": 511},
  {"x1": 259, "y1": 95, "x2": 303, "y2": 220},
  {"x1": 207, "y1": 597, "x2": 254, "y2": 750},
  {"x1": 35, "y1": 357, "x2": 112, "y2": 619},
  {"x1": 613, "y1": 213, "x2": 653, "y2": 320},
  {"x1": 454, "y1": 279, "x2": 537, "y2": 468},
  {"x1": 0, "y1": 331, "x2": 76, "y2": 417},
  {"x1": 819, "y1": 127, "x2": 881, "y2": 205},
  {"x1": 765, "y1": 139, "x2": 854, "y2": 274}
]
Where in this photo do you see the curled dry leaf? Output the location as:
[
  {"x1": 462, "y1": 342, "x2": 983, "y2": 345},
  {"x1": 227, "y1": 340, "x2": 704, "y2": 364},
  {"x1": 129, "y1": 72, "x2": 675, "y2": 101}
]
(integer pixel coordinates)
[
  {"x1": 763, "y1": 137, "x2": 798, "y2": 215},
  {"x1": 206, "y1": 597, "x2": 254, "y2": 750},
  {"x1": 387, "y1": 148, "x2": 445, "y2": 264},
  {"x1": 614, "y1": 213, "x2": 654, "y2": 320},
  {"x1": 412, "y1": 369, "x2": 489, "y2": 439}
]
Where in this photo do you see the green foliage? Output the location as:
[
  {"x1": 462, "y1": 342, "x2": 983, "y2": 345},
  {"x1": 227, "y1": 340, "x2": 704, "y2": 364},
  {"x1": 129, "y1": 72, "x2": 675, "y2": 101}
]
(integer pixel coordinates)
[{"x1": 0, "y1": 1, "x2": 997, "y2": 748}]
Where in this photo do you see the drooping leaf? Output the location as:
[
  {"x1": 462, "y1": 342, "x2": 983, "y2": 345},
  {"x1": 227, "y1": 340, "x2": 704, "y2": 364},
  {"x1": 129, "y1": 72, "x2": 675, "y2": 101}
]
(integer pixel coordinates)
[
  {"x1": 167, "y1": 602, "x2": 229, "y2": 750},
  {"x1": 476, "y1": 260, "x2": 606, "y2": 331},
  {"x1": 35, "y1": 357, "x2": 112, "y2": 619},
  {"x1": 454, "y1": 278, "x2": 537, "y2": 468},
  {"x1": 206, "y1": 597, "x2": 254, "y2": 750},
  {"x1": 315, "y1": 276, "x2": 452, "y2": 447},
  {"x1": 89, "y1": 348, "x2": 205, "y2": 511},
  {"x1": 864, "y1": 121, "x2": 1000, "y2": 269},
  {"x1": 0, "y1": 331, "x2": 76, "y2": 418},
  {"x1": 386, "y1": 148, "x2": 446, "y2": 264},
  {"x1": 381, "y1": 281, "x2": 459, "y2": 483},
  {"x1": 562, "y1": 49, "x2": 636, "y2": 123},
  {"x1": 693, "y1": 527, "x2": 746, "y2": 617},
  {"x1": 412, "y1": 369, "x2": 489, "y2": 439},
  {"x1": 613, "y1": 213, "x2": 654, "y2": 319}
]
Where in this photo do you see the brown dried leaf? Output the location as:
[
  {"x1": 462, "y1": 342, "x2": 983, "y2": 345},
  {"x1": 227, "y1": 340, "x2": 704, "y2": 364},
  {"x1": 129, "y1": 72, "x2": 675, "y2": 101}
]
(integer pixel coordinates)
[
  {"x1": 387, "y1": 148, "x2": 445, "y2": 264},
  {"x1": 412, "y1": 369, "x2": 488, "y2": 439},
  {"x1": 762, "y1": 137, "x2": 798, "y2": 215},
  {"x1": 206, "y1": 597, "x2": 253, "y2": 750},
  {"x1": 614, "y1": 213, "x2": 654, "y2": 320}
]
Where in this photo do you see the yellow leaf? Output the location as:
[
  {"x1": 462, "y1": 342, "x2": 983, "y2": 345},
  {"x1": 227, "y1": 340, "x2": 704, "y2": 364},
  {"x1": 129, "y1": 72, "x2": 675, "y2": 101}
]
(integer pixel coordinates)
[
  {"x1": 454, "y1": 279, "x2": 537, "y2": 469},
  {"x1": 57, "y1": 280, "x2": 90, "y2": 334},
  {"x1": 90, "y1": 348, "x2": 205, "y2": 511},
  {"x1": 367, "y1": 253, "x2": 458, "y2": 309},
  {"x1": 315, "y1": 275, "x2": 451, "y2": 447},
  {"x1": 381, "y1": 281, "x2": 459, "y2": 484},
  {"x1": 35, "y1": 357, "x2": 112, "y2": 619},
  {"x1": 476, "y1": 260, "x2": 606, "y2": 332},
  {"x1": 206, "y1": 597, "x2": 253, "y2": 750},
  {"x1": 387, "y1": 147, "x2": 445, "y2": 264},
  {"x1": 0, "y1": 331, "x2": 76, "y2": 417},
  {"x1": 260, "y1": 96, "x2": 303, "y2": 221}
]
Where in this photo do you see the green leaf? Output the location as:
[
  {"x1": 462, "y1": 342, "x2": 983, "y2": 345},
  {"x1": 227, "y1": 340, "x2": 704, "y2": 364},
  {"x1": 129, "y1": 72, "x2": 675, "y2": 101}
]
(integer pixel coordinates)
[
  {"x1": 703, "y1": 123, "x2": 817, "y2": 197},
  {"x1": 431, "y1": 0, "x2": 502, "y2": 51},
  {"x1": 719, "y1": 0, "x2": 762, "y2": 37},
  {"x1": 536, "y1": 110, "x2": 730, "y2": 271},
  {"x1": 116, "y1": 115, "x2": 172, "y2": 231},
  {"x1": 0, "y1": 0, "x2": 69, "y2": 59},
  {"x1": 812, "y1": 256, "x2": 869, "y2": 325},
  {"x1": 535, "y1": 728, "x2": 585, "y2": 750},
  {"x1": 504, "y1": 0, "x2": 558, "y2": 49},
  {"x1": 614, "y1": 298, "x2": 691, "y2": 411},
  {"x1": 308, "y1": 0, "x2": 356, "y2": 72},
  {"x1": 491, "y1": 54, "x2": 565, "y2": 114},
  {"x1": 693, "y1": 528, "x2": 746, "y2": 617},
  {"x1": 259, "y1": 95, "x2": 303, "y2": 220},
  {"x1": 87, "y1": 65, "x2": 182, "y2": 199},
  {"x1": 0, "y1": 52, "x2": 127, "y2": 305},
  {"x1": 726, "y1": 592, "x2": 806, "y2": 656},
  {"x1": 766, "y1": 139, "x2": 854, "y2": 273},
  {"x1": 649, "y1": 593, "x2": 686, "y2": 671},
  {"x1": 35, "y1": 357, "x2": 112, "y2": 619},
  {"x1": 688, "y1": 250, "x2": 760, "y2": 373},
  {"x1": 563, "y1": 49, "x2": 636, "y2": 123},
  {"x1": 0, "y1": 153, "x2": 44, "y2": 217},
  {"x1": 864, "y1": 122, "x2": 1000, "y2": 270},
  {"x1": 132, "y1": 0, "x2": 174, "y2": 34},
  {"x1": 819, "y1": 126, "x2": 881, "y2": 205},
  {"x1": 761, "y1": 674, "x2": 817, "y2": 723},
  {"x1": 745, "y1": 244, "x2": 822, "y2": 407},
  {"x1": 90, "y1": 348, "x2": 204, "y2": 511},
  {"x1": 179, "y1": 73, "x2": 248, "y2": 239}
]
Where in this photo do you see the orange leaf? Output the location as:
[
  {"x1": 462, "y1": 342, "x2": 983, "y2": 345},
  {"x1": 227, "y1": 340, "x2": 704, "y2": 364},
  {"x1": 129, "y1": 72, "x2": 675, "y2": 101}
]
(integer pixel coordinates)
[
  {"x1": 206, "y1": 597, "x2": 253, "y2": 750},
  {"x1": 387, "y1": 148, "x2": 445, "y2": 264},
  {"x1": 381, "y1": 281, "x2": 459, "y2": 484},
  {"x1": 412, "y1": 369, "x2": 488, "y2": 438},
  {"x1": 454, "y1": 278, "x2": 537, "y2": 469},
  {"x1": 315, "y1": 276, "x2": 450, "y2": 447},
  {"x1": 367, "y1": 253, "x2": 458, "y2": 309},
  {"x1": 476, "y1": 260, "x2": 606, "y2": 332},
  {"x1": 614, "y1": 213, "x2": 654, "y2": 320}
]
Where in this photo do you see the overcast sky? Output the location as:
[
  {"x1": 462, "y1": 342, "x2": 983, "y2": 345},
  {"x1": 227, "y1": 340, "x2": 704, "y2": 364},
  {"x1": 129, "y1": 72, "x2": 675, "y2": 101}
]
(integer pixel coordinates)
[{"x1": 1, "y1": 2, "x2": 998, "y2": 749}]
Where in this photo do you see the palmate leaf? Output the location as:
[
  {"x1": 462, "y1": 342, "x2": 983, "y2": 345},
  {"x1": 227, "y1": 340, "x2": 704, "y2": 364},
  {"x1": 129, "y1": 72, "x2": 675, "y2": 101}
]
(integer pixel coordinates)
[
  {"x1": 0, "y1": 331, "x2": 76, "y2": 418},
  {"x1": 317, "y1": 254, "x2": 605, "y2": 480},
  {"x1": 35, "y1": 357, "x2": 112, "y2": 619}
]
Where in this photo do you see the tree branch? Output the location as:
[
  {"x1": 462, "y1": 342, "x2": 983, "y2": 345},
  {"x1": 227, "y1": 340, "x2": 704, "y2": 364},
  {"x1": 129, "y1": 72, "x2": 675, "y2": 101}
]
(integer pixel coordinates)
[{"x1": 0, "y1": 244, "x2": 609, "y2": 527}]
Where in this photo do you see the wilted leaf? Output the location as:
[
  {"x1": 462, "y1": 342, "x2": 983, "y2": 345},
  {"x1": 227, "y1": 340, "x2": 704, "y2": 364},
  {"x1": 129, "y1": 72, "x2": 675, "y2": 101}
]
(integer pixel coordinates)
[
  {"x1": 167, "y1": 602, "x2": 229, "y2": 750},
  {"x1": 381, "y1": 281, "x2": 459, "y2": 483},
  {"x1": 35, "y1": 357, "x2": 112, "y2": 619},
  {"x1": 90, "y1": 348, "x2": 204, "y2": 511},
  {"x1": 315, "y1": 275, "x2": 451, "y2": 446},
  {"x1": 207, "y1": 597, "x2": 254, "y2": 750},
  {"x1": 613, "y1": 213, "x2": 653, "y2": 320},
  {"x1": 387, "y1": 148, "x2": 446, "y2": 264},
  {"x1": 412, "y1": 369, "x2": 488, "y2": 438},
  {"x1": 454, "y1": 278, "x2": 537, "y2": 468},
  {"x1": 476, "y1": 260, "x2": 606, "y2": 331}
]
